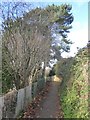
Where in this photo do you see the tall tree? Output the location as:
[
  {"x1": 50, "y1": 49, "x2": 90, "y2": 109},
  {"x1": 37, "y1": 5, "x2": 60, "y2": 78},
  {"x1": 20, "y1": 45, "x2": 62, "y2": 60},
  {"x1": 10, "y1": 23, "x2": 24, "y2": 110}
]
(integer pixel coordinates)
[
  {"x1": 50, "y1": 4, "x2": 74, "y2": 61},
  {"x1": 1, "y1": 3, "x2": 74, "y2": 91}
]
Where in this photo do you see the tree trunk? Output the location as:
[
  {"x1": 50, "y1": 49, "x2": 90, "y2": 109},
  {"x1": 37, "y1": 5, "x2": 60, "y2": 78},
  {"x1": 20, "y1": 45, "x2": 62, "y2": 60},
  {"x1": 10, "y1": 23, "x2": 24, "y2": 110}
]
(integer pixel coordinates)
[{"x1": 14, "y1": 73, "x2": 21, "y2": 90}]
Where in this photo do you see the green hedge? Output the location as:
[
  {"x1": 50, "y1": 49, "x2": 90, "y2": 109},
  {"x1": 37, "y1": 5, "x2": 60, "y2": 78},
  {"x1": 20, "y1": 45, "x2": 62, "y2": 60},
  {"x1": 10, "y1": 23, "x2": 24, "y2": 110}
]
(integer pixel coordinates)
[{"x1": 59, "y1": 48, "x2": 89, "y2": 118}]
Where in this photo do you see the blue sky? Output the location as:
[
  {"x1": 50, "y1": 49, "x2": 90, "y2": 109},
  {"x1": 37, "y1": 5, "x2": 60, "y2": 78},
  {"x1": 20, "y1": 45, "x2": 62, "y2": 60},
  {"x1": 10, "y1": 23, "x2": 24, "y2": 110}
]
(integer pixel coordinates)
[
  {"x1": 44, "y1": 1, "x2": 88, "y2": 57},
  {"x1": 46, "y1": 1, "x2": 88, "y2": 57},
  {"x1": 1, "y1": 0, "x2": 88, "y2": 57},
  {"x1": 61, "y1": 1, "x2": 88, "y2": 57},
  {"x1": 32, "y1": 1, "x2": 88, "y2": 57}
]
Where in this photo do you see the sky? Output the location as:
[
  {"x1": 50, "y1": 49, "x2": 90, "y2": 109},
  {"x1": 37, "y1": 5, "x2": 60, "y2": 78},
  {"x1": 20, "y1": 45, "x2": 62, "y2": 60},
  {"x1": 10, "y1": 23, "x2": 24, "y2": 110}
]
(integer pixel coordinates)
[
  {"x1": 0, "y1": 0, "x2": 89, "y2": 58},
  {"x1": 42, "y1": 0, "x2": 88, "y2": 58},
  {"x1": 32, "y1": 0, "x2": 88, "y2": 58},
  {"x1": 60, "y1": 1, "x2": 88, "y2": 58}
]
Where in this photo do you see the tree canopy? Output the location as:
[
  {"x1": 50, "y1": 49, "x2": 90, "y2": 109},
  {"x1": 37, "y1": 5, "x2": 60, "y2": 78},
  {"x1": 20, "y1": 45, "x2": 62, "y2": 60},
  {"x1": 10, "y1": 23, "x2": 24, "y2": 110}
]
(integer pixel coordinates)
[{"x1": 1, "y1": 3, "x2": 74, "y2": 92}]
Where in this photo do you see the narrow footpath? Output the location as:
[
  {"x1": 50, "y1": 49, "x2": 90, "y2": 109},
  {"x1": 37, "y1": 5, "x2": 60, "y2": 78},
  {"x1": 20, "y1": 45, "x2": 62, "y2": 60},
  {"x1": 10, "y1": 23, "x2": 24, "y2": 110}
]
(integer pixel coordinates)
[{"x1": 34, "y1": 81, "x2": 63, "y2": 118}]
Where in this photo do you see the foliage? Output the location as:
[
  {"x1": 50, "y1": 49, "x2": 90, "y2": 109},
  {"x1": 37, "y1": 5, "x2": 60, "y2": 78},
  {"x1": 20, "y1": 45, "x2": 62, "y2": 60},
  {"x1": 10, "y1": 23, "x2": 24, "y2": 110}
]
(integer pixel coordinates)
[
  {"x1": 50, "y1": 4, "x2": 74, "y2": 61},
  {"x1": 49, "y1": 66, "x2": 56, "y2": 76},
  {"x1": 58, "y1": 47, "x2": 89, "y2": 118},
  {"x1": 54, "y1": 58, "x2": 66, "y2": 78},
  {"x1": 2, "y1": 48, "x2": 15, "y2": 93},
  {"x1": 1, "y1": 3, "x2": 73, "y2": 93}
]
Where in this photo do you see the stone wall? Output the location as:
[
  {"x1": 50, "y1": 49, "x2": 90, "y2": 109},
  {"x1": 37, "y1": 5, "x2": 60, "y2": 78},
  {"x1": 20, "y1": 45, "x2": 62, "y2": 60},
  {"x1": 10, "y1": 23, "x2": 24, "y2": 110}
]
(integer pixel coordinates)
[
  {"x1": 0, "y1": 96, "x2": 4, "y2": 120},
  {"x1": 1, "y1": 78, "x2": 45, "y2": 119},
  {"x1": 1, "y1": 84, "x2": 32, "y2": 118},
  {"x1": 15, "y1": 84, "x2": 32, "y2": 117},
  {"x1": 3, "y1": 89, "x2": 17, "y2": 118}
]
